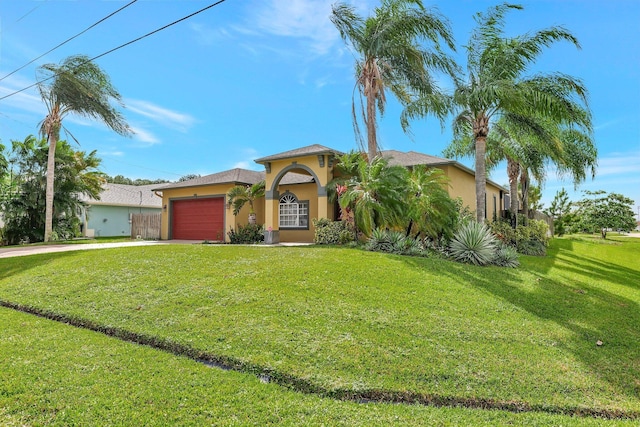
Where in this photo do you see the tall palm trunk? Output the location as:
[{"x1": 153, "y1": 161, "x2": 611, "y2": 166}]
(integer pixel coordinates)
[
  {"x1": 473, "y1": 114, "x2": 489, "y2": 222},
  {"x1": 520, "y1": 168, "x2": 530, "y2": 225},
  {"x1": 366, "y1": 93, "x2": 377, "y2": 163},
  {"x1": 507, "y1": 156, "x2": 520, "y2": 228},
  {"x1": 44, "y1": 134, "x2": 57, "y2": 242},
  {"x1": 43, "y1": 112, "x2": 60, "y2": 242}
]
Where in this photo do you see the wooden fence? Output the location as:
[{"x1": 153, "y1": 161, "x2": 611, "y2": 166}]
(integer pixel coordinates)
[{"x1": 130, "y1": 213, "x2": 161, "y2": 240}]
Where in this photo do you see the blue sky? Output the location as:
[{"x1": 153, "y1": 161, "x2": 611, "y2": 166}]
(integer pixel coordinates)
[{"x1": 0, "y1": 0, "x2": 638, "y2": 214}]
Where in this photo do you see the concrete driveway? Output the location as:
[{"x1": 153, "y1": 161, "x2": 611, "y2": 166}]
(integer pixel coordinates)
[{"x1": 0, "y1": 240, "x2": 202, "y2": 259}]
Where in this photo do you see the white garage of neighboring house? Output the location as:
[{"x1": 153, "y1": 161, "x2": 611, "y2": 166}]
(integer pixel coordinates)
[{"x1": 78, "y1": 183, "x2": 162, "y2": 238}]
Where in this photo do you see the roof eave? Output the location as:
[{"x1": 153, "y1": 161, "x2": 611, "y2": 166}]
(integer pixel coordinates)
[{"x1": 254, "y1": 147, "x2": 344, "y2": 164}]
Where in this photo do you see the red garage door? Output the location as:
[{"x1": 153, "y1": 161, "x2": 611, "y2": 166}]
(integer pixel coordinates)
[{"x1": 171, "y1": 197, "x2": 224, "y2": 240}]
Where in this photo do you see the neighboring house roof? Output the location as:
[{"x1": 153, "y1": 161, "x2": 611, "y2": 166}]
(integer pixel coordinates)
[
  {"x1": 80, "y1": 183, "x2": 162, "y2": 208},
  {"x1": 381, "y1": 150, "x2": 508, "y2": 192},
  {"x1": 254, "y1": 144, "x2": 344, "y2": 163},
  {"x1": 154, "y1": 168, "x2": 314, "y2": 191}
]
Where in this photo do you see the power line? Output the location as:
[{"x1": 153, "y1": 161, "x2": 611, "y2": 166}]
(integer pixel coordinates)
[
  {"x1": 0, "y1": 0, "x2": 139, "y2": 83},
  {"x1": 15, "y1": 0, "x2": 50, "y2": 24},
  {"x1": 0, "y1": 0, "x2": 228, "y2": 102}
]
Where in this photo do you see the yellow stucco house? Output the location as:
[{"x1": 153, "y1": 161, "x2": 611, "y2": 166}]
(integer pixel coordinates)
[{"x1": 154, "y1": 144, "x2": 507, "y2": 243}]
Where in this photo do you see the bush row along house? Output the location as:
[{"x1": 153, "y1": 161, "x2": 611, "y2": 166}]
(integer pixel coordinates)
[{"x1": 152, "y1": 144, "x2": 508, "y2": 243}]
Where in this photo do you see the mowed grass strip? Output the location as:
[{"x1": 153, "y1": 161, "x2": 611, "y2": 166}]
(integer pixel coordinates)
[
  {"x1": 0, "y1": 237, "x2": 638, "y2": 416},
  {"x1": 1, "y1": 307, "x2": 630, "y2": 426}
]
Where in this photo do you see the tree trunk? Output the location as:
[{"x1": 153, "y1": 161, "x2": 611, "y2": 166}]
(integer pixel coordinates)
[
  {"x1": 44, "y1": 132, "x2": 58, "y2": 242},
  {"x1": 473, "y1": 114, "x2": 489, "y2": 223},
  {"x1": 507, "y1": 157, "x2": 520, "y2": 229},
  {"x1": 520, "y1": 169, "x2": 529, "y2": 226},
  {"x1": 366, "y1": 92, "x2": 377, "y2": 164}
]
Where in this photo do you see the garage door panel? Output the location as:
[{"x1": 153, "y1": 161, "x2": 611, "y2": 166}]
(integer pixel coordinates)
[{"x1": 171, "y1": 198, "x2": 224, "y2": 240}]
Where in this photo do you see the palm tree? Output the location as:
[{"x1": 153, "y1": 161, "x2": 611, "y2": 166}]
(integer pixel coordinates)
[
  {"x1": 2, "y1": 136, "x2": 105, "y2": 244},
  {"x1": 405, "y1": 165, "x2": 458, "y2": 241},
  {"x1": 226, "y1": 181, "x2": 266, "y2": 224},
  {"x1": 404, "y1": 3, "x2": 591, "y2": 222},
  {"x1": 37, "y1": 55, "x2": 131, "y2": 242},
  {"x1": 444, "y1": 111, "x2": 595, "y2": 227},
  {"x1": 331, "y1": 0, "x2": 455, "y2": 162},
  {"x1": 338, "y1": 155, "x2": 409, "y2": 236}
]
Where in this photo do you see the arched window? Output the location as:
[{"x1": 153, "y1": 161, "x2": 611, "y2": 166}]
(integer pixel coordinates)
[{"x1": 279, "y1": 192, "x2": 309, "y2": 229}]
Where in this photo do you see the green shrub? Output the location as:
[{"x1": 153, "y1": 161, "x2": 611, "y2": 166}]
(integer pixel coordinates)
[
  {"x1": 493, "y1": 242, "x2": 520, "y2": 268},
  {"x1": 517, "y1": 239, "x2": 547, "y2": 256},
  {"x1": 366, "y1": 229, "x2": 425, "y2": 256},
  {"x1": 313, "y1": 218, "x2": 354, "y2": 245},
  {"x1": 488, "y1": 218, "x2": 549, "y2": 256},
  {"x1": 227, "y1": 224, "x2": 265, "y2": 244},
  {"x1": 421, "y1": 236, "x2": 449, "y2": 258},
  {"x1": 338, "y1": 229, "x2": 354, "y2": 245},
  {"x1": 449, "y1": 221, "x2": 497, "y2": 266},
  {"x1": 489, "y1": 219, "x2": 515, "y2": 245}
]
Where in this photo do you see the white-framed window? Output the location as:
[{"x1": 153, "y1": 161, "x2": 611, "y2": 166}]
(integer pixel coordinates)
[{"x1": 279, "y1": 192, "x2": 309, "y2": 229}]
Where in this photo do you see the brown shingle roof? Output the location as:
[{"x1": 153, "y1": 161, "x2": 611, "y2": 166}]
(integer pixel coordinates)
[
  {"x1": 381, "y1": 150, "x2": 453, "y2": 167},
  {"x1": 381, "y1": 150, "x2": 507, "y2": 192},
  {"x1": 154, "y1": 168, "x2": 314, "y2": 191},
  {"x1": 153, "y1": 168, "x2": 264, "y2": 191},
  {"x1": 254, "y1": 144, "x2": 343, "y2": 163}
]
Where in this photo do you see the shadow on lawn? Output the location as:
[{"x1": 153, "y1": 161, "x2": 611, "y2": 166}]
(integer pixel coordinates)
[
  {"x1": 416, "y1": 239, "x2": 640, "y2": 409},
  {"x1": 0, "y1": 251, "x2": 79, "y2": 284},
  {"x1": 527, "y1": 238, "x2": 640, "y2": 291}
]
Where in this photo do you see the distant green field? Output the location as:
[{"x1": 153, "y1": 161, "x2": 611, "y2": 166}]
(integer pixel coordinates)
[{"x1": 1, "y1": 236, "x2": 638, "y2": 425}]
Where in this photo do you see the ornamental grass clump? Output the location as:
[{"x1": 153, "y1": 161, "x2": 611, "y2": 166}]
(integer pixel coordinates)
[
  {"x1": 493, "y1": 242, "x2": 520, "y2": 268},
  {"x1": 366, "y1": 229, "x2": 424, "y2": 256},
  {"x1": 448, "y1": 221, "x2": 497, "y2": 266}
]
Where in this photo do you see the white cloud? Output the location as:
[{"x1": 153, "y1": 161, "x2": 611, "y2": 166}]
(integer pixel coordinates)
[
  {"x1": 0, "y1": 75, "x2": 46, "y2": 116},
  {"x1": 594, "y1": 150, "x2": 640, "y2": 177},
  {"x1": 229, "y1": 147, "x2": 262, "y2": 170},
  {"x1": 125, "y1": 99, "x2": 196, "y2": 132},
  {"x1": 595, "y1": 116, "x2": 625, "y2": 131},
  {"x1": 255, "y1": 1, "x2": 336, "y2": 52},
  {"x1": 243, "y1": 0, "x2": 345, "y2": 56},
  {"x1": 129, "y1": 126, "x2": 160, "y2": 146},
  {"x1": 538, "y1": 150, "x2": 640, "y2": 207},
  {"x1": 232, "y1": 160, "x2": 251, "y2": 169},
  {"x1": 101, "y1": 150, "x2": 125, "y2": 157},
  {"x1": 189, "y1": 23, "x2": 231, "y2": 45}
]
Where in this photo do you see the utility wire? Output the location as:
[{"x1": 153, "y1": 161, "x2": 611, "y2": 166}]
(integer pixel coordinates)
[
  {"x1": 0, "y1": 0, "x2": 227, "y2": 102},
  {"x1": 15, "y1": 0, "x2": 50, "y2": 23},
  {"x1": 0, "y1": 0, "x2": 138, "y2": 83}
]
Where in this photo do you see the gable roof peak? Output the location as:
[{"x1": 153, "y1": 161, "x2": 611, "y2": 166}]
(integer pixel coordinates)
[{"x1": 255, "y1": 144, "x2": 344, "y2": 163}]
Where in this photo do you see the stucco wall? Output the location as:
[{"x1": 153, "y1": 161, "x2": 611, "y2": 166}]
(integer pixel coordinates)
[
  {"x1": 263, "y1": 155, "x2": 335, "y2": 243},
  {"x1": 436, "y1": 165, "x2": 504, "y2": 221},
  {"x1": 277, "y1": 182, "x2": 320, "y2": 243},
  {"x1": 85, "y1": 205, "x2": 160, "y2": 237}
]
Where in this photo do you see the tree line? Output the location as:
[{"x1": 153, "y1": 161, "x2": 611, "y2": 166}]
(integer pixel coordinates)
[{"x1": 546, "y1": 189, "x2": 637, "y2": 238}]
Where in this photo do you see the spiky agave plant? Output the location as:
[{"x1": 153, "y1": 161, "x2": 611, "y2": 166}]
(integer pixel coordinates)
[
  {"x1": 493, "y1": 242, "x2": 520, "y2": 268},
  {"x1": 449, "y1": 221, "x2": 497, "y2": 266}
]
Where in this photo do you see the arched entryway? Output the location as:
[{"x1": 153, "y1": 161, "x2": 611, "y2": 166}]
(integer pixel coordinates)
[{"x1": 254, "y1": 144, "x2": 343, "y2": 243}]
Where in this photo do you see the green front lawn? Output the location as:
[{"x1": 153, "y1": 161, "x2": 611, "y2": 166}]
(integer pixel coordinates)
[
  {"x1": 0, "y1": 236, "x2": 638, "y2": 422},
  {"x1": 3, "y1": 307, "x2": 622, "y2": 426}
]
